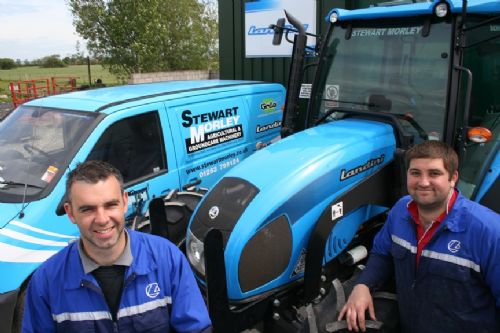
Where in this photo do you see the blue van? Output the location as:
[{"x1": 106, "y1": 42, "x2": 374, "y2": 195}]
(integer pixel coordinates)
[{"x1": 0, "y1": 80, "x2": 285, "y2": 331}]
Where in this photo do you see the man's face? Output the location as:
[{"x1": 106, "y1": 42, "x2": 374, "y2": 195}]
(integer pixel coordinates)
[
  {"x1": 407, "y1": 158, "x2": 458, "y2": 211},
  {"x1": 64, "y1": 176, "x2": 128, "y2": 258}
]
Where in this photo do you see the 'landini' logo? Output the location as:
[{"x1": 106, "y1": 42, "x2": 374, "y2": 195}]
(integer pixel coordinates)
[{"x1": 340, "y1": 155, "x2": 385, "y2": 181}]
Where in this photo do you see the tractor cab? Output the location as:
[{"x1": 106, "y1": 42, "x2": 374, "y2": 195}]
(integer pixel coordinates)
[{"x1": 305, "y1": 1, "x2": 499, "y2": 210}]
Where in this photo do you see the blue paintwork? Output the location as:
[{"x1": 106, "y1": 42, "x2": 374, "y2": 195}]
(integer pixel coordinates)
[
  {"x1": 475, "y1": 149, "x2": 499, "y2": 202},
  {"x1": 0, "y1": 80, "x2": 285, "y2": 296},
  {"x1": 326, "y1": 0, "x2": 500, "y2": 22},
  {"x1": 24, "y1": 80, "x2": 257, "y2": 112}
]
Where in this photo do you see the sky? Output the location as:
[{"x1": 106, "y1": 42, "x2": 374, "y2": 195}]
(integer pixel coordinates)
[{"x1": 0, "y1": 0, "x2": 85, "y2": 61}]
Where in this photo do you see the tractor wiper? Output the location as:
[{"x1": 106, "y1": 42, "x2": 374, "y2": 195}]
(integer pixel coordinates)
[{"x1": 0, "y1": 180, "x2": 44, "y2": 190}]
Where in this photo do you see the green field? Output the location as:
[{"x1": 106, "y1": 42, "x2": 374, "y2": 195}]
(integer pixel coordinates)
[{"x1": 0, "y1": 65, "x2": 123, "y2": 102}]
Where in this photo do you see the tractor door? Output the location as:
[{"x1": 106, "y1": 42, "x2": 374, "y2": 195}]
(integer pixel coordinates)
[{"x1": 456, "y1": 15, "x2": 499, "y2": 212}]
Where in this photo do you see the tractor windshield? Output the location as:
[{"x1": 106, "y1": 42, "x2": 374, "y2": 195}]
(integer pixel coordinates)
[
  {"x1": 0, "y1": 106, "x2": 96, "y2": 202},
  {"x1": 310, "y1": 17, "x2": 452, "y2": 142}
]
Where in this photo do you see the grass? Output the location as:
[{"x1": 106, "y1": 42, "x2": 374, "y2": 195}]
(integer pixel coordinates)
[{"x1": 0, "y1": 65, "x2": 124, "y2": 102}]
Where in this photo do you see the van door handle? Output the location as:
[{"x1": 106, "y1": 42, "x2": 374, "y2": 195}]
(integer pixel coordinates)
[{"x1": 183, "y1": 178, "x2": 201, "y2": 190}]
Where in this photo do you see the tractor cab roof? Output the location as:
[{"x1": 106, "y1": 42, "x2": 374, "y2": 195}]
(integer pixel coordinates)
[{"x1": 327, "y1": 0, "x2": 500, "y2": 22}]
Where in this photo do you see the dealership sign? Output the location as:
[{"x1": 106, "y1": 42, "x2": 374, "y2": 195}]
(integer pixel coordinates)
[{"x1": 245, "y1": 0, "x2": 316, "y2": 57}]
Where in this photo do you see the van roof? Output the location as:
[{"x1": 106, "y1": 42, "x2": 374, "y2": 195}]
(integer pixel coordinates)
[{"x1": 24, "y1": 80, "x2": 267, "y2": 113}]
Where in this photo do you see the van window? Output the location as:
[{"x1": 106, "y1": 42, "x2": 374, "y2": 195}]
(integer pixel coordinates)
[
  {"x1": 0, "y1": 106, "x2": 96, "y2": 202},
  {"x1": 87, "y1": 112, "x2": 166, "y2": 183}
]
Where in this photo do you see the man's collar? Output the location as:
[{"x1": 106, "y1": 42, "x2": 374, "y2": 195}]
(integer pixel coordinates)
[
  {"x1": 78, "y1": 229, "x2": 133, "y2": 274},
  {"x1": 406, "y1": 189, "x2": 466, "y2": 232}
]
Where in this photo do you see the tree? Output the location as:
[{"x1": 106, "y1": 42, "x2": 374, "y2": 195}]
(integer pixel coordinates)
[
  {"x1": 68, "y1": 0, "x2": 219, "y2": 78},
  {"x1": 0, "y1": 58, "x2": 16, "y2": 70},
  {"x1": 41, "y1": 55, "x2": 67, "y2": 68}
]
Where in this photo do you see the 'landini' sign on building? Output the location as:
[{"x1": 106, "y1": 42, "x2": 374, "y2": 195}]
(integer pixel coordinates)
[{"x1": 245, "y1": 0, "x2": 316, "y2": 57}]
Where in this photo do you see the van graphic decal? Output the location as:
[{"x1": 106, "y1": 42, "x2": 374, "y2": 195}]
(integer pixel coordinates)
[
  {"x1": 181, "y1": 107, "x2": 244, "y2": 154},
  {"x1": 260, "y1": 98, "x2": 278, "y2": 113},
  {"x1": 256, "y1": 120, "x2": 281, "y2": 133}
]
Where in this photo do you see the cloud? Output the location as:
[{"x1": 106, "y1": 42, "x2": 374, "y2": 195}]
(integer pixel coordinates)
[{"x1": 0, "y1": 0, "x2": 85, "y2": 60}]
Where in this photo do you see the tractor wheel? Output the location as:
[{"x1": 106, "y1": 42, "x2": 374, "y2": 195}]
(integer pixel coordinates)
[
  {"x1": 322, "y1": 267, "x2": 400, "y2": 333},
  {"x1": 266, "y1": 266, "x2": 400, "y2": 333},
  {"x1": 148, "y1": 187, "x2": 207, "y2": 249}
]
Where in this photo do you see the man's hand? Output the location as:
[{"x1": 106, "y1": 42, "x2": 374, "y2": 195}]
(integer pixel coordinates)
[{"x1": 337, "y1": 284, "x2": 376, "y2": 332}]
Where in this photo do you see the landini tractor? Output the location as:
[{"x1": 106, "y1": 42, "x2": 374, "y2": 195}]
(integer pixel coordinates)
[{"x1": 184, "y1": 1, "x2": 499, "y2": 332}]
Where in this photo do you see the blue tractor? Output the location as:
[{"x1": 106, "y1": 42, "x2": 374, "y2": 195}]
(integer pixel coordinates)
[{"x1": 186, "y1": 1, "x2": 499, "y2": 332}]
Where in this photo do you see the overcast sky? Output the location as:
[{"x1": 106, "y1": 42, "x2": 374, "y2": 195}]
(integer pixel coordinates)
[{"x1": 0, "y1": 0, "x2": 85, "y2": 60}]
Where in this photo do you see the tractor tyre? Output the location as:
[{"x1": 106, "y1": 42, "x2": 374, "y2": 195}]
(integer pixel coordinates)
[
  {"x1": 149, "y1": 188, "x2": 207, "y2": 249},
  {"x1": 322, "y1": 267, "x2": 400, "y2": 333}
]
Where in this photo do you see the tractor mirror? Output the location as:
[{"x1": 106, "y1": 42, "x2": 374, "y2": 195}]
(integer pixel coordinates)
[{"x1": 271, "y1": 18, "x2": 286, "y2": 45}]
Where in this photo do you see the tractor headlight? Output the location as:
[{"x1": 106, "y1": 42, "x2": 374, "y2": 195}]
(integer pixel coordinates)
[
  {"x1": 187, "y1": 229, "x2": 205, "y2": 276},
  {"x1": 330, "y1": 12, "x2": 338, "y2": 23},
  {"x1": 434, "y1": 3, "x2": 448, "y2": 18}
]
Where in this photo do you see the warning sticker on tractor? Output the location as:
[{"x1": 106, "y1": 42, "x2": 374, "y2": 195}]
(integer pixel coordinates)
[
  {"x1": 325, "y1": 84, "x2": 339, "y2": 108},
  {"x1": 299, "y1": 84, "x2": 312, "y2": 99},
  {"x1": 331, "y1": 201, "x2": 344, "y2": 221}
]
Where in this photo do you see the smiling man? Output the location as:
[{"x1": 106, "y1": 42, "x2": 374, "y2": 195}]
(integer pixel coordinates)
[
  {"x1": 338, "y1": 141, "x2": 500, "y2": 333},
  {"x1": 22, "y1": 161, "x2": 211, "y2": 333}
]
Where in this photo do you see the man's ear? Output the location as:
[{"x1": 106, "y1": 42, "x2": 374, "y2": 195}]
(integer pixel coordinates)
[
  {"x1": 122, "y1": 191, "x2": 129, "y2": 214},
  {"x1": 450, "y1": 171, "x2": 459, "y2": 187},
  {"x1": 64, "y1": 202, "x2": 77, "y2": 225}
]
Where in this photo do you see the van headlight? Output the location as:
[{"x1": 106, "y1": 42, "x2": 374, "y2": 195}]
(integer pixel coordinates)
[{"x1": 187, "y1": 229, "x2": 205, "y2": 276}]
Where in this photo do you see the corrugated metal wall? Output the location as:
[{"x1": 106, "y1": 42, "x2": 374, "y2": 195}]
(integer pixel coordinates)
[{"x1": 218, "y1": 0, "x2": 350, "y2": 86}]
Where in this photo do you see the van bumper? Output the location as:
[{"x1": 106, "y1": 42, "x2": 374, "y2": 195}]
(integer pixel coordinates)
[{"x1": 0, "y1": 289, "x2": 19, "y2": 333}]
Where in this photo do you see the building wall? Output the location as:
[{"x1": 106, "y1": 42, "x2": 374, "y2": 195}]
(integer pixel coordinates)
[{"x1": 128, "y1": 70, "x2": 219, "y2": 84}]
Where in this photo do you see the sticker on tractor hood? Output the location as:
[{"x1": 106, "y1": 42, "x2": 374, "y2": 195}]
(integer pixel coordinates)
[
  {"x1": 340, "y1": 155, "x2": 385, "y2": 181},
  {"x1": 181, "y1": 107, "x2": 243, "y2": 154}
]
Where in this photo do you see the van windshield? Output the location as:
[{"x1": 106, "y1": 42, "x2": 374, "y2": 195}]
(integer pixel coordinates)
[{"x1": 0, "y1": 106, "x2": 96, "y2": 202}]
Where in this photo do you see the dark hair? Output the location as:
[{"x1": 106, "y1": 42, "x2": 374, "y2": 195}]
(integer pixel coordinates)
[
  {"x1": 405, "y1": 141, "x2": 458, "y2": 179},
  {"x1": 66, "y1": 160, "x2": 124, "y2": 202}
]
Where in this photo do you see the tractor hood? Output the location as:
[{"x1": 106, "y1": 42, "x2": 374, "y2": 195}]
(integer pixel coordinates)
[{"x1": 188, "y1": 118, "x2": 397, "y2": 301}]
